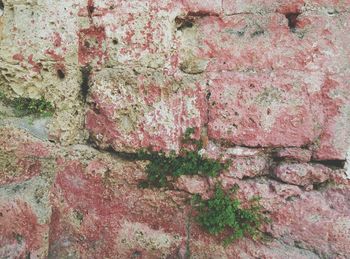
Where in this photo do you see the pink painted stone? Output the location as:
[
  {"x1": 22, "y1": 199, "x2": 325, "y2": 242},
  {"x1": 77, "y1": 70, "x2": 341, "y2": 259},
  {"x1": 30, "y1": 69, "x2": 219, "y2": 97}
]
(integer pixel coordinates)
[
  {"x1": 271, "y1": 189, "x2": 350, "y2": 258},
  {"x1": 224, "y1": 155, "x2": 270, "y2": 179},
  {"x1": 223, "y1": 0, "x2": 305, "y2": 14},
  {"x1": 311, "y1": 74, "x2": 350, "y2": 160},
  {"x1": 86, "y1": 69, "x2": 207, "y2": 152},
  {"x1": 221, "y1": 179, "x2": 350, "y2": 258},
  {"x1": 49, "y1": 159, "x2": 188, "y2": 258},
  {"x1": 0, "y1": 125, "x2": 348, "y2": 258},
  {"x1": 78, "y1": 26, "x2": 107, "y2": 67},
  {"x1": 183, "y1": 0, "x2": 222, "y2": 14},
  {"x1": 175, "y1": 175, "x2": 209, "y2": 195},
  {"x1": 0, "y1": 128, "x2": 51, "y2": 158},
  {"x1": 274, "y1": 162, "x2": 331, "y2": 187},
  {"x1": 179, "y1": 12, "x2": 350, "y2": 157},
  {"x1": 0, "y1": 128, "x2": 52, "y2": 185},
  {"x1": 275, "y1": 148, "x2": 312, "y2": 162},
  {"x1": 180, "y1": 13, "x2": 350, "y2": 73},
  {"x1": 0, "y1": 201, "x2": 49, "y2": 258},
  {"x1": 1, "y1": 0, "x2": 350, "y2": 257},
  {"x1": 208, "y1": 71, "x2": 317, "y2": 147},
  {"x1": 89, "y1": 0, "x2": 184, "y2": 70}
]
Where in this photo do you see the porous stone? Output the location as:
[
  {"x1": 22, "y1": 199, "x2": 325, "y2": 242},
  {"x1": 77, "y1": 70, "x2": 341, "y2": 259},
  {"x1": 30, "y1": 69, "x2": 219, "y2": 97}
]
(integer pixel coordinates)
[
  {"x1": 1, "y1": 0, "x2": 350, "y2": 258},
  {"x1": 275, "y1": 148, "x2": 312, "y2": 162},
  {"x1": 224, "y1": 155, "x2": 271, "y2": 179},
  {"x1": 0, "y1": 177, "x2": 53, "y2": 259},
  {"x1": 174, "y1": 175, "x2": 209, "y2": 195},
  {"x1": 86, "y1": 68, "x2": 207, "y2": 152},
  {"x1": 273, "y1": 162, "x2": 331, "y2": 187},
  {"x1": 208, "y1": 71, "x2": 318, "y2": 147}
]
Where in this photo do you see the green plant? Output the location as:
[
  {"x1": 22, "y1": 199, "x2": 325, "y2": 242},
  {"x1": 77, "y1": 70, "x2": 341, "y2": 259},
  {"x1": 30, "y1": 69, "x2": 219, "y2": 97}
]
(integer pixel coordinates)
[
  {"x1": 183, "y1": 127, "x2": 196, "y2": 142},
  {"x1": 135, "y1": 128, "x2": 270, "y2": 243},
  {"x1": 0, "y1": 92, "x2": 54, "y2": 117},
  {"x1": 138, "y1": 128, "x2": 229, "y2": 188},
  {"x1": 192, "y1": 185, "x2": 269, "y2": 245},
  {"x1": 138, "y1": 149, "x2": 229, "y2": 188}
]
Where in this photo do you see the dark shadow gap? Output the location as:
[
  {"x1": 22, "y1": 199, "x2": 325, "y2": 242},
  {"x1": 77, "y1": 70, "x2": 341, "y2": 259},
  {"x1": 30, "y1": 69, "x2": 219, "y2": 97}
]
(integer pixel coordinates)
[
  {"x1": 311, "y1": 160, "x2": 345, "y2": 169},
  {"x1": 80, "y1": 65, "x2": 91, "y2": 102},
  {"x1": 285, "y1": 12, "x2": 301, "y2": 31}
]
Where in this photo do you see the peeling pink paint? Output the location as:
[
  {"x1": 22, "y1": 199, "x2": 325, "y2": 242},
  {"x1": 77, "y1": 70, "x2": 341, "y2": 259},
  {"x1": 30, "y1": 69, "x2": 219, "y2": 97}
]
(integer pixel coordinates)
[
  {"x1": 12, "y1": 54, "x2": 24, "y2": 62},
  {"x1": 0, "y1": 201, "x2": 48, "y2": 259},
  {"x1": 45, "y1": 49, "x2": 65, "y2": 62},
  {"x1": 78, "y1": 26, "x2": 107, "y2": 66},
  {"x1": 28, "y1": 54, "x2": 42, "y2": 73},
  {"x1": 52, "y1": 32, "x2": 62, "y2": 48}
]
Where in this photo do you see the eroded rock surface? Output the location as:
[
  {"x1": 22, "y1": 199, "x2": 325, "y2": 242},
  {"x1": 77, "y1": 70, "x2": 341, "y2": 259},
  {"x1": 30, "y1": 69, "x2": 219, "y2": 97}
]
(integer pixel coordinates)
[{"x1": 1, "y1": 0, "x2": 350, "y2": 258}]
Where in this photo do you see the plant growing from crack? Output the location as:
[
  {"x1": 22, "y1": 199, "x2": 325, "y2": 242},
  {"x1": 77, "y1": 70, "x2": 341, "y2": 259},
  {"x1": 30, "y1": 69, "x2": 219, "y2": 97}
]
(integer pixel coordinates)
[
  {"x1": 192, "y1": 184, "x2": 270, "y2": 245},
  {"x1": 0, "y1": 92, "x2": 54, "y2": 117},
  {"x1": 135, "y1": 128, "x2": 270, "y2": 244},
  {"x1": 137, "y1": 128, "x2": 230, "y2": 188}
]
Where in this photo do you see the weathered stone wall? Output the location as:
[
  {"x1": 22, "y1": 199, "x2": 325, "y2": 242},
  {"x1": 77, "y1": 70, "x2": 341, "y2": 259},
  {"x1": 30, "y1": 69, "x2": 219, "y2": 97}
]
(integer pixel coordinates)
[{"x1": 1, "y1": 0, "x2": 350, "y2": 258}]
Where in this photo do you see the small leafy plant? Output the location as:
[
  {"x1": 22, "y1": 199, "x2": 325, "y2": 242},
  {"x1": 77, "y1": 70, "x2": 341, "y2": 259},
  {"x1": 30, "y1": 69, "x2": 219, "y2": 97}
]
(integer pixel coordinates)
[
  {"x1": 192, "y1": 185, "x2": 269, "y2": 245},
  {"x1": 0, "y1": 92, "x2": 54, "y2": 117},
  {"x1": 138, "y1": 149, "x2": 229, "y2": 188},
  {"x1": 138, "y1": 128, "x2": 229, "y2": 188},
  {"x1": 135, "y1": 128, "x2": 270, "y2": 244}
]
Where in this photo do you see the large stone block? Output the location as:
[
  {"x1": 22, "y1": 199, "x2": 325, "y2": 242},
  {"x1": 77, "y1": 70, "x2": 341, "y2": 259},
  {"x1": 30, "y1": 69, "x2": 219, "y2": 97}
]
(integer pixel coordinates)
[
  {"x1": 177, "y1": 13, "x2": 350, "y2": 74},
  {"x1": 85, "y1": 0, "x2": 183, "y2": 70},
  {"x1": 208, "y1": 71, "x2": 318, "y2": 147},
  {"x1": 176, "y1": 11, "x2": 350, "y2": 157},
  {"x1": 49, "y1": 156, "x2": 186, "y2": 258},
  {"x1": 86, "y1": 68, "x2": 207, "y2": 152}
]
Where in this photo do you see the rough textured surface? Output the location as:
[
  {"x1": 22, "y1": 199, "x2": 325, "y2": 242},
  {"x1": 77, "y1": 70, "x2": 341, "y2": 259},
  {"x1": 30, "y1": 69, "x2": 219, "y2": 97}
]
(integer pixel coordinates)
[
  {"x1": 1, "y1": 0, "x2": 350, "y2": 258},
  {"x1": 275, "y1": 148, "x2": 312, "y2": 163},
  {"x1": 273, "y1": 162, "x2": 331, "y2": 187}
]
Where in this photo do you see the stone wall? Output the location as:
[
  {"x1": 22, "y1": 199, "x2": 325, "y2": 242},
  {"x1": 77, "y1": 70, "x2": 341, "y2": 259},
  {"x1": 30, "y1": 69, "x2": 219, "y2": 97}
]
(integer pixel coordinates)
[{"x1": 1, "y1": 0, "x2": 350, "y2": 258}]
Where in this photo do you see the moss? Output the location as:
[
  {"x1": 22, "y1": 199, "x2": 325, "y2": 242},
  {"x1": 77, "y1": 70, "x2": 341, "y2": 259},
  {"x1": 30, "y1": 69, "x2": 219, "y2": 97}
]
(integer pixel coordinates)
[
  {"x1": 192, "y1": 185, "x2": 270, "y2": 245},
  {"x1": 0, "y1": 92, "x2": 54, "y2": 117}
]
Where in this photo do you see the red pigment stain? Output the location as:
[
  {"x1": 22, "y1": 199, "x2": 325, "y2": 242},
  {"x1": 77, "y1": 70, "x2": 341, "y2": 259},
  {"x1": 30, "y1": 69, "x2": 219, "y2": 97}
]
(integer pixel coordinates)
[
  {"x1": 54, "y1": 160, "x2": 125, "y2": 215},
  {"x1": 0, "y1": 159, "x2": 41, "y2": 185},
  {"x1": 54, "y1": 63, "x2": 66, "y2": 77},
  {"x1": 277, "y1": 1, "x2": 304, "y2": 15},
  {"x1": 137, "y1": 125, "x2": 167, "y2": 152},
  {"x1": 85, "y1": 109, "x2": 120, "y2": 143},
  {"x1": 87, "y1": 0, "x2": 95, "y2": 18},
  {"x1": 45, "y1": 49, "x2": 65, "y2": 62},
  {"x1": 78, "y1": 26, "x2": 107, "y2": 66},
  {"x1": 13, "y1": 53, "x2": 24, "y2": 62},
  {"x1": 312, "y1": 76, "x2": 345, "y2": 159},
  {"x1": 53, "y1": 32, "x2": 62, "y2": 47},
  {"x1": 78, "y1": 0, "x2": 111, "y2": 18},
  {"x1": 28, "y1": 54, "x2": 42, "y2": 73},
  {"x1": 140, "y1": 83, "x2": 162, "y2": 105},
  {"x1": 0, "y1": 201, "x2": 46, "y2": 257},
  {"x1": 18, "y1": 159, "x2": 42, "y2": 177},
  {"x1": 124, "y1": 30, "x2": 135, "y2": 45},
  {"x1": 16, "y1": 141, "x2": 50, "y2": 158}
]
